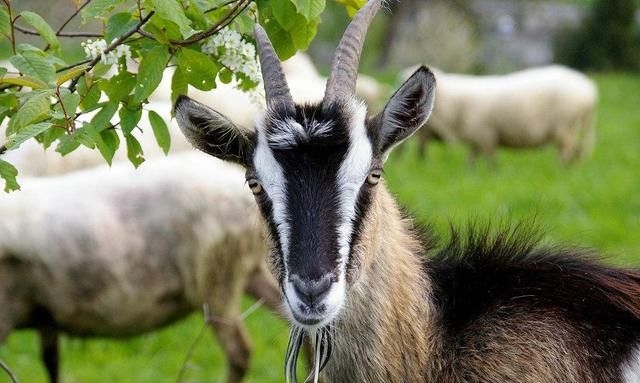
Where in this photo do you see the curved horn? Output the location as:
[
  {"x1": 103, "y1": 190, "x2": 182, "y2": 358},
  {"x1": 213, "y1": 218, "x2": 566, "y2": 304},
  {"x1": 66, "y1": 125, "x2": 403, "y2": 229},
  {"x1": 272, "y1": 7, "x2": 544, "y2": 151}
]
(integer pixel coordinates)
[
  {"x1": 324, "y1": 0, "x2": 382, "y2": 106},
  {"x1": 254, "y1": 24, "x2": 295, "y2": 111}
]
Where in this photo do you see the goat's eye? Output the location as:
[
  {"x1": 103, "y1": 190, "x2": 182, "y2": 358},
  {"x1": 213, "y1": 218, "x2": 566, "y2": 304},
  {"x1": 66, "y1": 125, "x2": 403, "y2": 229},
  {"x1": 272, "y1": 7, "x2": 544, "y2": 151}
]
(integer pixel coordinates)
[
  {"x1": 247, "y1": 179, "x2": 263, "y2": 195},
  {"x1": 366, "y1": 169, "x2": 382, "y2": 185}
]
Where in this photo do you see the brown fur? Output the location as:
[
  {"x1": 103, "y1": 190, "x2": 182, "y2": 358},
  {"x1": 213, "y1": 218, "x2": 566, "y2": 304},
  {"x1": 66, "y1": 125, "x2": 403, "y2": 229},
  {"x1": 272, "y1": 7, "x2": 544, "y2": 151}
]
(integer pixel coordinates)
[{"x1": 320, "y1": 182, "x2": 639, "y2": 382}]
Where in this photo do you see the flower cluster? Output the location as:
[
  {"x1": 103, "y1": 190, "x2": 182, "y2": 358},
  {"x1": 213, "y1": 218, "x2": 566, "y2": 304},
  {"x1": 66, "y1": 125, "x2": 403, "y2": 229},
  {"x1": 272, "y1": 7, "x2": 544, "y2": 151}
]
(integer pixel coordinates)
[
  {"x1": 203, "y1": 27, "x2": 264, "y2": 107},
  {"x1": 81, "y1": 39, "x2": 132, "y2": 70}
]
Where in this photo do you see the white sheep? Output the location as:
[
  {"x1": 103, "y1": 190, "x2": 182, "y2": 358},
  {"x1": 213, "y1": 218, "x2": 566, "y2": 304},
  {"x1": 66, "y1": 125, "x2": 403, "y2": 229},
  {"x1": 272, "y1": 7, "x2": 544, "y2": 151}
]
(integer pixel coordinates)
[
  {"x1": 404, "y1": 65, "x2": 598, "y2": 163},
  {"x1": 0, "y1": 152, "x2": 280, "y2": 383}
]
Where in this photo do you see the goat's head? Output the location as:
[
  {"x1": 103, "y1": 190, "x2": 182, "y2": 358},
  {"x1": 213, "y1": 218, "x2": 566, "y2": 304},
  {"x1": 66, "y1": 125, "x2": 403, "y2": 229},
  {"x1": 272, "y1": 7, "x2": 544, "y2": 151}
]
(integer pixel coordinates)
[{"x1": 175, "y1": 0, "x2": 435, "y2": 330}]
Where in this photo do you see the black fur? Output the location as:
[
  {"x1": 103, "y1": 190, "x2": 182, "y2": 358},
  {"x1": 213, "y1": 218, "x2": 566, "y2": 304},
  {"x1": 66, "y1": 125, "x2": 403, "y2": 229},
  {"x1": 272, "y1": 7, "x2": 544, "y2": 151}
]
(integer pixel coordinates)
[
  {"x1": 426, "y1": 223, "x2": 640, "y2": 378},
  {"x1": 175, "y1": 95, "x2": 256, "y2": 166},
  {"x1": 257, "y1": 102, "x2": 357, "y2": 281}
]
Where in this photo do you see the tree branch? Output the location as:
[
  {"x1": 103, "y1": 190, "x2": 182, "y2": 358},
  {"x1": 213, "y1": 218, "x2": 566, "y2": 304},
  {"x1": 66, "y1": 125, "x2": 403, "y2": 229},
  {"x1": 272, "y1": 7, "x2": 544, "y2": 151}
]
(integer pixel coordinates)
[
  {"x1": 14, "y1": 24, "x2": 102, "y2": 38},
  {"x1": 68, "y1": 11, "x2": 155, "y2": 93},
  {"x1": 56, "y1": 0, "x2": 92, "y2": 35},
  {"x1": 0, "y1": 358, "x2": 18, "y2": 383},
  {"x1": 56, "y1": 58, "x2": 92, "y2": 73},
  {"x1": 135, "y1": 0, "x2": 252, "y2": 45},
  {"x1": 170, "y1": 0, "x2": 252, "y2": 46},
  {"x1": 4, "y1": 0, "x2": 17, "y2": 54},
  {"x1": 205, "y1": 0, "x2": 242, "y2": 14}
]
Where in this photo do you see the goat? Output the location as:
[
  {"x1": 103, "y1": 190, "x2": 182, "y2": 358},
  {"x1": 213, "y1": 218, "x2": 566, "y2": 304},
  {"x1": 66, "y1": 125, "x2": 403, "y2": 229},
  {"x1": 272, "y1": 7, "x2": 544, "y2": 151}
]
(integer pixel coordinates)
[
  {"x1": 0, "y1": 152, "x2": 280, "y2": 383},
  {"x1": 404, "y1": 65, "x2": 598, "y2": 163},
  {"x1": 174, "y1": 1, "x2": 640, "y2": 382}
]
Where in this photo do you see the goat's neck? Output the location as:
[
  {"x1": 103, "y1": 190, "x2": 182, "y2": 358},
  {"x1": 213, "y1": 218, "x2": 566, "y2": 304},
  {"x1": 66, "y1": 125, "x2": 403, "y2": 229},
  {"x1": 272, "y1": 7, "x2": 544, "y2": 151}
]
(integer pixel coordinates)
[{"x1": 325, "y1": 184, "x2": 434, "y2": 382}]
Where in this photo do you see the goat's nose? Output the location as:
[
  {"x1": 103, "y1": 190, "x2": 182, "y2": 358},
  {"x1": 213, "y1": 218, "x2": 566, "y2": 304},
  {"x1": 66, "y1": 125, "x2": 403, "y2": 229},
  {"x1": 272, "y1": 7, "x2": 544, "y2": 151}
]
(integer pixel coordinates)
[{"x1": 291, "y1": 274, "x2": 333, "y2": 307}]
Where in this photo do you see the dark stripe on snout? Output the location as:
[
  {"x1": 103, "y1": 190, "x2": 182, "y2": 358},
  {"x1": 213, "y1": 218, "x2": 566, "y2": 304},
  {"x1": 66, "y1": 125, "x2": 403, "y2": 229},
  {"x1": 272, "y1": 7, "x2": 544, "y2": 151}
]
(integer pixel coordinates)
[
  {"x1": 269, "y1": 103, "x2": 351, "y2": 282},
  {"x1": 274, "y1": 141, "x2": 348, "y2": 281}
]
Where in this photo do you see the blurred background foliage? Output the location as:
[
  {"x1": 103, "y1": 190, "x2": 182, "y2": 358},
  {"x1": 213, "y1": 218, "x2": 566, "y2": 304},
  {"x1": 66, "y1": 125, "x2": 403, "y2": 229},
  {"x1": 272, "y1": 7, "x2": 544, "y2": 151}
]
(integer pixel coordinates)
[{"x1": 310, "y1": 0, "x2": 640, "y2": 75}]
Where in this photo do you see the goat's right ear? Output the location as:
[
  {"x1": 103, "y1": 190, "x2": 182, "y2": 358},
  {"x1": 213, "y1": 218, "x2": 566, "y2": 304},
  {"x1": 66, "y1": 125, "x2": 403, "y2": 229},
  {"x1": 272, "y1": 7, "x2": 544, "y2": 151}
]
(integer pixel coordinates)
[{"x1": 175, "y1": 95, "x2": 256, "y2": 167}]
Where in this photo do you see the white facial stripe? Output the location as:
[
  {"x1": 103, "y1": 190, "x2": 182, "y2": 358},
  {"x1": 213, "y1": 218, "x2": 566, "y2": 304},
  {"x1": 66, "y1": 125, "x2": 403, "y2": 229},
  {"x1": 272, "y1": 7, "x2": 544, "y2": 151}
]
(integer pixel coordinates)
[
  {"x1": 254, "y1": 118, "x2": 291, "y2": 260},
  {"x1": 267, "y1": 117, "x2": 335, "y2": 150},
  {"x1": 623, "y1": 345, "x2": 640, "y2": 382},
  {"x1": 336, "y1": 99, "x2": 372, "y2": 272}
]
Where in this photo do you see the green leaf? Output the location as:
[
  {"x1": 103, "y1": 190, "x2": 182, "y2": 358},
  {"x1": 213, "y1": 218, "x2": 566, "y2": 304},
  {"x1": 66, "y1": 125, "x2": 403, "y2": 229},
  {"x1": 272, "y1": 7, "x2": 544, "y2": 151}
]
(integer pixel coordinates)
[
  {"x1": 125, "y1": 133, "x2": 145, "y2": 168},
  {"x1": 290, "y1": 15, "x2": 318, "y2": 50},
  {"x1": 185, "y1": 0, "x2": 208, "y2": 29},
  {"x1": 79, "y1": 78, "x2": 102, "y2": 111},
  {"x1": 6, "y1": 122, "x2": 53, "y2": 149},
  {"x1": 40, "y1": 126, "x2": 65, "y2": 149},
  {"x1": 10, "y1": 52, "x2": 56, "y2": 84},
  {"x1": 263, "y1": 20, "x2": 296, "y2": 60},
  {"x1": 0, "y1": 8, "x2": 11, "y2": 39},
  {"x1": 149, "y1": 0, "x2": 193, "y2": 38},
  {"x1": 0, "y1": 75, "x2": 47, "y2": 89},
  {"x1": 75, "y1": 126, "x2": 97, "y2": 148},
  {"x1": 60, "y1": 92, "x2": 81, "y2": 119},
  {"x1": 171, "y1": 67, "x2": 188, "y2": 105},
  {"x1": 219, "y1": 67, "x2": 233, "y2": 84},
  {"x1": 81, "y1": 0, "x2": 126, "y2": 22},
  {"x1": 10, "y1": 89, "x2": 54, "y2": 131},
  {"x1": 84, "y1": 124, "x2": 116, "y2": 165},
  {"x1": 233, "y1": 13, "x2": 255, "y2": 34},
  {"x1": 56, "y1": 133, "x2": 81, "y2": 155},
  {"x1": 177, "y1": 48, "x2": 220, "y2": 91},
  {"x1": 105, "y1": 13, "x2": 139, "y2": 42},
  {"x1": 99, "y1": 128, "x2": 120, "y2": 164},
  {"x1": 101, "y1": 70, "x2": 136, "y2": 102},
  {"x1": 134, "y1": 45, "x2": 170, "y2": 102},
  {"x1": 148, "y1": 110, "x2": 171, "y2": 155},
  {"x1": 90, "y1": 101, "x2": 119, "y2": 133},
  {"x1": 19, "y1": 11, "x2": 60, "y2": 50},
  {"x1": 0, "y1": 159, "x2": 20, "y2": 192},
  {"x1": 291, "y1": 0, "x2": 325, "y2": 20},
  {"x1": 271, "y1": 0, "x2": 298, "y2": 31},
  {"x1": 119, "y1": 106, "x2": 142, "y2": 135},
  {"x1": 56, "y1": 65, "x2": 88, "y2": 86}
]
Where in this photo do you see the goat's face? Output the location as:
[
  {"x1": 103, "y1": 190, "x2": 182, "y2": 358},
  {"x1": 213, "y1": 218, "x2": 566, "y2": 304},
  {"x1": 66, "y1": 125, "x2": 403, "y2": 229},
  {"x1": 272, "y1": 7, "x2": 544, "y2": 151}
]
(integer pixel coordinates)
[
  {"x1": 175, "y1": 67, "x2": 435, "y2": 328},
  {"x1": 175, "y1": 0, "x2": 435, "y2": 330}
]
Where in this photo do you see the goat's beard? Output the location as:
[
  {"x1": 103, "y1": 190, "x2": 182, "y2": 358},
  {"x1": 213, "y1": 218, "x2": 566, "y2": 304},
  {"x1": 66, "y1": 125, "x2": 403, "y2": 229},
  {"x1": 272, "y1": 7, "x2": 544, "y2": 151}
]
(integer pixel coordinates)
[{"x1": 285, "y1": 325, "x2": 333, "y2": 383}]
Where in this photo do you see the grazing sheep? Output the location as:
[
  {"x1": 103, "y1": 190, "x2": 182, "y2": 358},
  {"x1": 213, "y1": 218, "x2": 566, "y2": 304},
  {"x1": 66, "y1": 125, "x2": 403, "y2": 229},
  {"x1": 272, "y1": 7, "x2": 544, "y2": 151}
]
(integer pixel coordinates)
[
  {"x1": 0, "y1": 152, "x2": 280, "y2": 383},
  {"x1": 405, "y1": 65, "x2": 598, "y2": 163}
]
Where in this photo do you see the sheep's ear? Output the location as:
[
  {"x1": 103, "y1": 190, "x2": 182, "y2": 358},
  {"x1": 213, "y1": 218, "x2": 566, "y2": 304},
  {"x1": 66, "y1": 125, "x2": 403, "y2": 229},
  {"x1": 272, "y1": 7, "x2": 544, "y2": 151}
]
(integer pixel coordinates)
[
  {"x1": 370, "y1": 66, "x2": 436, "y2": 158},
  {"x1": 175, "y1": 95, "x2": 256, "y2": 167}
]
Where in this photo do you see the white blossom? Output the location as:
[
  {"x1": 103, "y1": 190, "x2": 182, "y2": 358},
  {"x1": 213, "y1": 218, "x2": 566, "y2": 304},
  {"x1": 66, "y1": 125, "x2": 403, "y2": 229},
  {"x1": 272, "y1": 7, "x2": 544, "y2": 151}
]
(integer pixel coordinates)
[
  {"x1": 81, "y1": 38, "x2": 132, "y2": 71},
  {"x1": 202, "y1": 27, "x2": 264, "y2": 107}
]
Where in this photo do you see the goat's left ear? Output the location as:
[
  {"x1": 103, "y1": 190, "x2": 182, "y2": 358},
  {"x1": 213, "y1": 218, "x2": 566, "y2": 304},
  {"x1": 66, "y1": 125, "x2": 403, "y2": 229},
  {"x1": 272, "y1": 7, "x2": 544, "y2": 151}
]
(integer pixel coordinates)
[
  {"x1": 369, "y1": 66, "x2": 436, "y2": 158},
  {"x1": 175, "y1": 95, "x2": 256, "y2": 167}
]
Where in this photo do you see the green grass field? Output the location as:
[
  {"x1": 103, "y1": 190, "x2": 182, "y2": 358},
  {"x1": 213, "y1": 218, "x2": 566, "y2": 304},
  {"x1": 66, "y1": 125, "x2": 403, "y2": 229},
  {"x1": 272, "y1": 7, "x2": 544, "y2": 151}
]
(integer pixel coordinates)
[{"x1": 1, "y1": 73, "x2": 639, "y2": 382}]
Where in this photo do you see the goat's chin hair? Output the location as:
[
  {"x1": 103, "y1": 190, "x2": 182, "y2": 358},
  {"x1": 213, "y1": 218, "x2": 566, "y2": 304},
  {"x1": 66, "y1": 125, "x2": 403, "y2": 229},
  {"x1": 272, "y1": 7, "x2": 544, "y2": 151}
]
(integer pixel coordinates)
[{"x1": 285, "y1": 325, "x2": 334, "y2": 383}]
